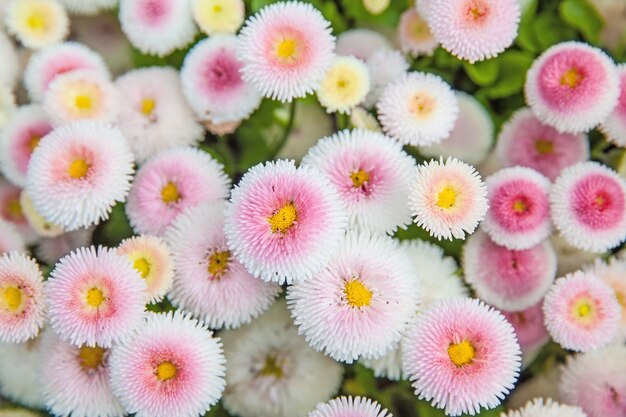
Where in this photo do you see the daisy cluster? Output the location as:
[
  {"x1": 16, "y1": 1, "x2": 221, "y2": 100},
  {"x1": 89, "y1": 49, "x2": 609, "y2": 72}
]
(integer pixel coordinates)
[{"x1": 0, "y1": 1, "x2": 625, "y2": 417}]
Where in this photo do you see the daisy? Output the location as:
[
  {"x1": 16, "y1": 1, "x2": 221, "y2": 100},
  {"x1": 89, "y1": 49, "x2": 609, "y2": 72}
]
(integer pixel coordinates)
[
  {"x1": 26, "y1": 121, "x2": 134, "y2": 231},
  {"x1": 0, "y1": 219, "x2": 26, "y2": 255},
  {"x1": 287, "y1": 232, "x2": 420, "y2": 363},
  {"x1": 409, "y1": 157, "x2": 488, "y2": 240},
  {"x1": 525, "y1": 41, "x2": 620, "y2": 133},
  {"x1": 543, "y1": 271, "x2": 620, "y2": 352},
  {"x1": 335, "y1": 28, "x2": 391, "y2": 61},
  {"x1": 35, "y1": 227, "x2": 94, "y2": 264},
  {"x1": 0, "y1": 338, "x2": 45, "y2": 409},
  {"x1": 117, "y1": 235, "x2": 174, "y2": 304},
  {"x1": 119, "y1": 0, "x2": 197, "y2": 57},
  {"x1": 40, "y1": 331, "x2": 125, "y2": 417},
  {"x1": 363, "y1": 49, "x2": 409, "y2": 109},
  {"x1": 237, "y1": 1, "x2": 335, "y2": 102},
  {"x1": 221, "y1": 300, "x2": 343, "y2": 417},
  {"x1": 191, "y1": 0, "x2": 245, "y2": 35},
  {"x1": 109, "y1": 311, "x2": 226, "y2": 417},
  {"x1": 165, "y1": 202, "x2": 282, "y2": 329},
  {"x1": 600, "y1": 64, "x2": 626, "y2": 146},
  {"x1": 20, "y1": 191, "x2": 64, "y2": 238},
  {"x1": 584, "y1": 258, "x2": 626, "y2": 340},
  {"x1": 301, "y1": 129, "x2": 415, "y2": 234},
  {"x1": 308, "y1": 397, "x2": 391, "y2": 417},
  {"x1": 403, "y1": 298, "x2": 521, "y2": 416},
  {"x1": 56, "y1": 0, "x2": 117, "y2": 15},
  {"x1": 427, "y1": 0, "x2": 520, "y2": 63},
  {"x1": 181, "y1": 35, "x2": 263, "y2": 124},
  {"x1": 125, "y1": 147, "x2": 230, "y2": 236},
  {"x1": 0, "y1": 30, "x2": 19, "y2": 89},
  {"x1": 398, "y1": 8, "x2": 438, "y2": 57},
  {"x1": 501, "y1": 303, "x2": 550, "y2": 366},
  {"x1": 225, "y1": 160, "x2": 347, "y2": 284},
  {"x1": 377, "y1": 72, "x2": 458, "y2": 146},
  {"x1": 4, "y1": 0, "x2": 69, "y2": 50},
  {"x1": 317, "y1": 56, "x2": 370, "y2": 114},
  {"x1": 502, "y1": 398, "x2": 587, "y2": 417},
  {"x1": 550, "y1": 162, "x2": 626, "y2": 253},
  {"x1": 46, "y1": 246, "x2": 147, "y2": 347},
  {"x1": 495, "y1": 108, "x2": 589, "y2": 181},
  {"x1": 115, "y1": 67, "x2": 203, "y2": 162}
]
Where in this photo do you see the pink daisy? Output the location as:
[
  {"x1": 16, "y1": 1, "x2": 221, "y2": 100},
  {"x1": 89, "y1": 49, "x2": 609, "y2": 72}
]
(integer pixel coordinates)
[
  {"x1": 398, "y1": 8, "x2": 438, "y2": 57},
  {"x1": 26, "y1": 121, "x2": 134, "y2": 231},
  {"x1": 109, "y1": 311, "x2": 226, "y2": 417},
  {"x1": 225, "y1": 160, "x2": 347, "y2": 284},
  {"x1": 125, "y1": 147, "x2": 230, "y2": 236},
  {"x1": 165, "y1": 202, "x2": 281, "y2": 329},
  {"x1": 495, "y1": 108, "x2": 589, "y2": 181},
  {"x1": 301, "y1": 129, "x2": 416, "y2": 234},
  {"x1": 426, "y1": 0, "x2": 521, "y2": 63},
  {"x1": 287, "y1": 232, "x2": 420, "y2": 363},
  {"x1": 525, "y1": 41, "x2": 620, "y2": 133},
  {"x1": 0, "y1": 105, "x2": 53, "y2": 187},
  {"x1": 0, "y1": 219, "x2": 26, "y2": 255},
  {"x1": 308, "y1": 396, "x2": 391, "y2": 417},
  {"x1": 550, "y1": 162, "x2": 626, "y2": 253},
  {"x1": 483, "y1": 167, "x2": 552, "y2": 250},
  {"x1": 600, "y1": 64, "x2": 626, "y2": 146},
  {"x1": 237, "y1": 1, "x2": 335, "y2": 102},
  {"x1": 543, "y1": 271, "x2": 620, "y2": 352},
  {"x1": 0, "y1": 252, "x2": 45, "y2": 343},
  {"x1": 585, "y1": 258, "x2": 626, "y2": 340},
  {"x1": 501, "y1": 302, "x2": 549, "y2": 365},
  {"x1": 402, "y1": 298, "x2": 521, "y2": 416},
  {"x1": 45, "y1": 246, "x2": 147, "y2": 347},
  {"x1": 335, "y1": 29, "x2": 391, "y2": 61},
  {"x1": 502, "y1": 398, "x2": 587, "y2": 417}
]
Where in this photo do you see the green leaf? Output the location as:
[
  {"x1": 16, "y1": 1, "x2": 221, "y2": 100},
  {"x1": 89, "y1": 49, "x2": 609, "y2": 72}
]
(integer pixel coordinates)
[
  {"x1": 482, "y1": 50, "x2": 534, "y2": 99},
  {"x1": 533, "y1": 12, "x2": 578, "y2": 50},
  {"x1": 516, "y1": 0, "x2": 541, "y2": 52},
  {"x1": 463, "y1": 58, "x2": 500, "y2": 86},
  {"x1": 559, "y1": 0, "x2": 603, "y2": 45},
  {"x1": 92, "y1": 203, "x2": 134, "y2": 247}
]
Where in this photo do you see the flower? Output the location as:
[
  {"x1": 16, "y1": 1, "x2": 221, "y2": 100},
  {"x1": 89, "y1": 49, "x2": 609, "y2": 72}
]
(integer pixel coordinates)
[
  {"x1": 402, "y1": 298, "x2": 521, "y2": 416},
  {"x1": 600, "y1": 64, "x2": 626, "y2": 146},
  {"x1": 301, "y1": 129, "x2": 415, "y2": 234},
  {"x1": 191, "y1": 0, "x2": 245, "y2": 35},
  {"x1": 543, "y1": 271, "x2": 621, "y2": 352},
  {"x1": 20, "y1": 191, "x2": 64, "y2": 238},
  {"x1": 525, "y1": 41, "x2": 620, "y2": 133},
  {"x1": 0, "y1": 252, "x2": 45, "y2": 343},
  {"x1": 317, "y1": 56, "x2": 370, "y2": 114},
  {"x1": 308, "y1": 396, "x2": 391, "y2": 417},
  {"x1": 165, "y1": 202, "x2": 281, "y2": 329},
  {"x1": 287, "y1": 232, "x2": 420, "y2": 363},
  {"x1": 335, "y1": 28, "x2": 391, "y2": 61},
  {"x1": 115, "y1": 67, "x2": 203, "y2": 162},
  {"x1": 0, "y1": 338, "x2": 45, "y2": 409},
  {"x1": 46, "y1": 246, "x2": 147, "y2": 347},
  {"x1": 349, "y1": 107, "x2": 382, "y2": 133},
  {"x1": 409, "y1": 157, "x2": 488, "y2": 240},
  {"x1": 377, "y1": 72, "x2": 458, "y2": 146},
  {"x1": 225, "y1": 160, "x2": 347, "y2": 284},
  {"x1": 26, "y1": 121, "x2": 134, "y2": 231},
  {"x1": 221, "y1": 300, "x2": 343, "y2": 417},
  {"x1": 237, "y1": 1, "x2": 335, "y2": 102},
  {"x1": 4, "y1": 0, "x2": 69, "y2": 49},
  {"x1": 550, "y1": 161, "x2": 626, "y2": 253},
  {"x1": 501, "y1": 303, "x2": 550, "y2": 366},
  {"x1": 495, "y1": 108, "x2": 589, "y2": 181},
  {"x1": 0, "y1": 219, "x2": 26, "y2": 254},
  {"x1": 181, "y1": 35, "x2": 263, "y2": 124},
  {"x1": 109, "y1": 311, "x2": 226, "y2": 417},
  {"x1": 363, "y1": 49, "x2": 409, "y2": 109},
  {"x1": 125, "y1": 147, "x2": 230, "y2": 236},
  {"x1": 119, "y1": 0, "x2": 197, "y2": 57},
  {"x1": 397, "y1": 8, "x2": 438, "y2": 57},
  {"x1": 584, "y1": 258, "x2": 626, "y2": 340},
  {"x1": 502, "y1": 398, "x2": 587, "y2": 417}
]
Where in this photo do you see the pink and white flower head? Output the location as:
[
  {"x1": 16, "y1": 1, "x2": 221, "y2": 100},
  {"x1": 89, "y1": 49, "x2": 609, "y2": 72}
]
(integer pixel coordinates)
[
  {"x1": 56, "y1": 0, "x2": 117, "y2": 15},
  {"x1": 402, "y1": 298, "x2": 521, "y2": 416},
  {"x1": 119, "y1": 0, "x2": 197, "y2": 57},
  {"x1": 316, "y1": 56, "x2": 370, "y2": 114},
  {"x1": 559, "y1": 344, "x2": 626, "y2": 417},
  {"x1": 35, "y1": 227, "x2": 93, "y2": 265},
  {"x1": 335, "y1": 28, "x2": 391, "y2": 61},
  {"x1": 502, "y1": 398, "x2": 587, "y2": 417},
  {"x1": 377, "y1": 72, "x2": 458, "y2": 146},
  {"x1": 496, "y1": 108, "x2": 589, "y2": 181},
  {"x1": 117, "y1": 235, "x2": 174, "y2": 304},
  {"x1": 225, "y1": 159, "x2": 347, "y2": 284},
  {"x1": 398, "y1": 8, "x2": 438, "y2": 57},
  {"x1": 4, "y1": 0, "x2": 69, "y2": 50},
  {"x1": 237, "y1": 1, "x2": 335, "y2": 102},
  {"x1": 0, "y1": 337, "x2": 46, "y2": 409},
  {"x1": 463, "y1": 230, "x2": 556, "y2": 312},
  {"x1": 483, "y1": 167, "x2": 552, "y2": 250},
  {"x1": 125, "y1": 147, "x2": 230, "y2": 236},
  {"x1": 409, "y1": 157, "x2": 488, "y2": 240},
  {"x1": 550, "y1": 162, "x2": 626, "y2": 253},
  {"x1": 0, "y1": 105, "x2": 53, "y2": 187},
  {"x1": 287, "y1": 232, "x2": 420, "y2": 363},
  {"x1": 181, "y1": 35, "x2": 263, "y2": 124},
  {"x1": 525, "y1": 41, "x2": 620, "y2": 133},
  {"x1": 45, "y1": 246, "x2": 147, "y2": 348},
  {"x1": 0, "y1": 31, "x2": 19, "y2": 89},
  {"x1": 363, "y1": 49, "x2": 409, "y2": 109},
  {"x1": 0, "y1": 180, "x2": 37, "y2": 243},
  {"x1": 165, "y1": 202, "x2": 281, "y2": 329},
  {"x1": 0, "y1": 219, "x2": 26, "y2": 255},
  {"x1": 40, "y1": 331, "x2": 124, "y2": 417},
  {"x1": 501, "y1": 303, "x2": 550, "y2": 366},
  {"x1": 20, "y1": 191, "x2": 64, "y2": 238},
  {"x1": 585, "y1": 258, "x2": 626, "y2": 340},
  {"x1": 426, "y1": 0, "x2": 520, "y2": 63},
  {"x1": 600, "y1": 64, "x2": 626, "y2": 147},
  {"x1": 308, "y1": 396, "x2": 391, "y2": 417},
  {"x1": 301, "y1": 129, "x2": 415, "y2": 234},
  {"x1": 24, "y1": 42, "x2": 110, "y2": 102},
  {"x1": 26, "y1": 121, "x2": 134, "y2": 231},
  {"x1": 420, "y1": 91, "x2": 493, "y2": 166},
  {"x1": 543, "y1": 271, "x2": 621, "y2": 352},
  {"x1": 0, "y1": 252, "x2": 45, "y2": 343},
  {"x1": 115, "y1": 67, "x2": 203, "y2": 162},
  {"x1": 109, "y1": 311, "x2": 226, "y2": 417}
]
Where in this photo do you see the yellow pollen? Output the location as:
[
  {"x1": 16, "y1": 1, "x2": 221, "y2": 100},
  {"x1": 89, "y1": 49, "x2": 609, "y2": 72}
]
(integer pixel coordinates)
[
  {"x1": 350, "y1": 169, "x2": 370, "y2": 188},
  {"x1": 3, "y1": 286, "x2": 22, "y2": 311},
  {"x1": 561, "y1": 68, "x2": 583, "y2": 88},
  {"x1": 68, "y1": 159, "x2": 89, "y2": 179},
  {"x1": 344, "y1": 279, "x2": 373, "y2": 308},
  {"x1": 276, "y1": 39, "x2": 297, "y2": 60},
  {"x1": 140, "y1": 98, "x2": 156, "y2": 116},
  {"x1": 577, "y1": 302, "x2": 591, "y2": 317},
  {"x1": 535, "y1": 139, "x2": 554, "y2": 155},
  {"x1": 74, "y1": 95, "x2": 92, "y2": 110},
  {"x1": 133, "y1": 258, "x2": 151, "y2": 279},
  {"x1": 468, "y1": 5, "x2": 487, "y2": 20},
  {"x1": 268, "y1": 203, "x2": 297, "y2": 233},
  {"x1": 594, "y1": 195, "x2": 606, "y2": 208},
  {"x1": 616, "y1": 291, "x2": 625, "y2": 307},
  {"x1": 409, "y1": 94, "x2": 435, "y2": 117},
  {"x1": 259, "y1": 355, "x2": 284, "y2": 378},
  {"x1": 27, "y1": 13, "x2": 45, "y2": 30},
  {"x1": 572, "y1": 297, "x2": 595, "y2": 323},
  {"x1": 212, "y1": 4, "x2": 222, "y2": 13},
  {"x1": 208, "y1": 250, "x2": 230, "y2": 278},
  {"x1": 156, "y1": 361, "x2": 177, "y2": 381},
  {"x1": 512, "y1": 199, "x2": 527, "y2": 214},
  {"x1": 28, "y1": 135, "x2": 41, "y2": 153},
  {"x1": 436, "y1": 186, "x2": 457, "y2": 209},
  {"x1": 6, "y1": 198, "x2": 23, "y2": 220},
  {"x1": 86, "y1": 288, "x2": 105, "y2": 308},
  {"x1": 78, "y1": 346, "x2": 106, "y2": 370},
  {"x1": 161, "y1": 182, "x2": 180, "y2": 204},
  {"x1": 447, "y1": 340, "x2": 475, "y2": 367}
]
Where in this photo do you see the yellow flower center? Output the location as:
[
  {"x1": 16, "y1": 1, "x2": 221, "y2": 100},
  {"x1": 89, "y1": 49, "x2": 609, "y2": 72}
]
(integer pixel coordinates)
[
  {"x1": 86, "y1": 288, "x2": 105, "y2": 308},
  {"x1": 74, "y1": 95, "x2": 92, "y2": 111},
  {"x1": 350, "y1": 169, "x2": 370, "y2": 188},
  {"x1": 3, "y1": 286, "x2": 22, "y2": 311},
  {"x1": 28, "y1": 135, "x2": 41, "y2": 153},
  {"x1": 156, "y1": 361, "x2": 177, "y2": 381},
  {"x1": 6, "y1": 198, "x2": 23, "y2": 220},
  {"x1": 409, "y1": 93, "x2": 435, "y2": 118},
  {"x1": 208, "y1": 250, "x2": 230, "y2": 278},
  {"x1": 133, "y1": 258, "x2": 151, "y2": 279},
  {"x1": 467, "y1": 3, "x2": 488, "y2": 21},
  {"x1": 161, "y1": 182, "x2": 180, "y2": 204},
  {"x1": 512, "y1": 199, "x2": 527, "y2": 214},
  {"x1": 534, "y1": 139, "x2": 554, "y2": 155},
  {"x1": 436, "y1": 186, "x2": 457, "y2": 209},
  {"x1": 276, "y1": 38, "x2": 297, "y2": 61},
  {"x1": 212, "y1": 4, "x2": 222, "y2": 13},
  {"x1": 344, "y1": 279, "x2": 373, "y2": 308},
  {"x1": 259, "y1": 355, "x2": 284, "y2": 378},
  {"x1": 561, "y1": 68, "x2": 583, "y2": 88},
  {"x1": 615, "y1": 290, "x2": 625, "y2": 307},
  {"x1": 27, "y1": 13, "x2": 46, "y2": 31},
  {"x1": 78, "y1": 346, "x2": 106, "y2": 370},
  {"x1": 68, "y1": 159, "x2": 89, "y2": 179},
  {"x1": 572, "y1": 297, "x2": 595, "y2": 323},
  {"x1": 448, "y1": 339, "x2": 475, "y2": 367},
  {"x1": 268, "y1": 203, "x2": 297, "y2": 233},
  {"x1": 141, "y1": 98, "x2": 156, "y2": 116}
]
